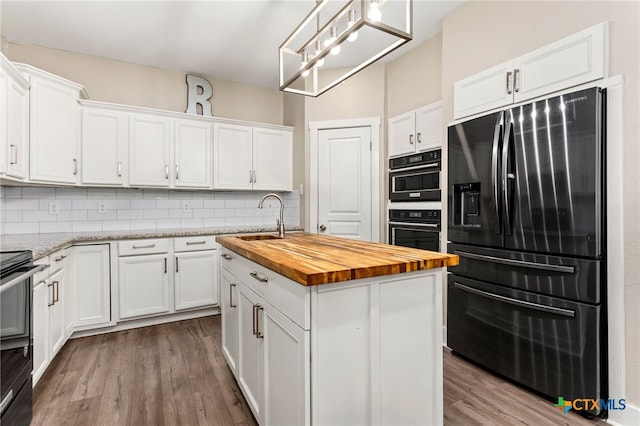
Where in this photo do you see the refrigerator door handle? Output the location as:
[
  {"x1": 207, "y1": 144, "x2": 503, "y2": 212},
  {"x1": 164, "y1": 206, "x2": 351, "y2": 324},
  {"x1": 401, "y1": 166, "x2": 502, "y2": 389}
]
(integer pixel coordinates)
[
  {"x1": 491, "y1": 112, "x2": 504, "y2": 234},
  {"x1": 502, "y1": 118, "x2": 514, "y2": 235},
  {"x1": 454, "y1": 282, "x2": 576, "y2": 317},
  {"x1": 454, "y1": 250, "x2": 576, "y2": 273}
]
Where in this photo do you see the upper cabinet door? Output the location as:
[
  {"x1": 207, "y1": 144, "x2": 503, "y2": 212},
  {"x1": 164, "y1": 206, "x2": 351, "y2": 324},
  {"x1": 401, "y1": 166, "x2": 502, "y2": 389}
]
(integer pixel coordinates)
[
  {"x1": 5, "y1": 72, "x2": 30, "y2": 180},
  {"x1": 81, "y1": 107, "x2": 126, "y2": 186},
  {"x1": 213, "y1": 122, "x2": 253, "y2": 190},
  {"x1": 174, "y1": 119, "x2": 212, "y2": 189},
  {"x1": 415, "y1": 101, "x2": 442, "y2": 153},
  {"x1": 388, "y1": 111, "x2": 416, "y2": 158},
  {"x1": 453, "y1": 60, "x2": 514, "y2": 120},
  {"x1": 513, "y1": 22, "x2": 607, "y2": 103},
  {"x1": 28, "y1": 74, "x2": 80, "y2": 184},
  {"x1": 252, "y1": 127, "x2": 292, "y2": 191},
  {"x1": 0, "y1": 68, "x2": 7, "y2": 175},
  {"x1": 128, "y1": 113, "x2": 171, "y2": 187}
]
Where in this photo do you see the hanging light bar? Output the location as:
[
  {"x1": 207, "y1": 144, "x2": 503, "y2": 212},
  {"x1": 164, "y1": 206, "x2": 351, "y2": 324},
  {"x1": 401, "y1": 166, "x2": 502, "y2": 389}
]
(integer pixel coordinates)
[{"x1": 279, "y1": 0, "x2": 413, "y2": 97}]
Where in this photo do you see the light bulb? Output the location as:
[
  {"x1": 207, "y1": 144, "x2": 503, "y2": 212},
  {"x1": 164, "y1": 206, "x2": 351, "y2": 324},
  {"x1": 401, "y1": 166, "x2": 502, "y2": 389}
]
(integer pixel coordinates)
[
  {"x1": 347, "y1": 9, "x2": 358, "y2": 42},
  {"x1": 368, "y1": 0, "x2": 382, "y2": 22},
  {"x1": 325, "y1": 26, "x2": 341, "y2": 56},
  {"x1": 314, "y1": 40, "x2": 324, "y2": 68},
  {"x1": 331, "y1": 45, "x2": 341, "y2": 55},
  {"x1": 300, "y1": 52, "x2": 310, "y2": 77}
]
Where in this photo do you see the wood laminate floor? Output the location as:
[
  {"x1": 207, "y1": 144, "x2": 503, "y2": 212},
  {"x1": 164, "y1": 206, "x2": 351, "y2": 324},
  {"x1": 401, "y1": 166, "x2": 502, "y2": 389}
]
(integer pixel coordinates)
[{"x1": 33, "y1": 315, "x2": 601, "y2": 426}]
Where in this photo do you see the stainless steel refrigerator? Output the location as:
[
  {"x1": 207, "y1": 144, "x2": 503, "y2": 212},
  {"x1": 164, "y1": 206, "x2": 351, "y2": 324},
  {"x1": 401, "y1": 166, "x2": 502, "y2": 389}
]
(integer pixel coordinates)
[{"x1": 447, "y1": 87, "x2": 606, "y2": 417}]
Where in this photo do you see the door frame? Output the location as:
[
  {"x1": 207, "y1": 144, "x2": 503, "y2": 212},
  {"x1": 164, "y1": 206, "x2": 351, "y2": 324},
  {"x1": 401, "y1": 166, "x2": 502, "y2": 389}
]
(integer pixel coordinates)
[{"x1": 308, "y1": 117, "x2": 381, "y2": 242}]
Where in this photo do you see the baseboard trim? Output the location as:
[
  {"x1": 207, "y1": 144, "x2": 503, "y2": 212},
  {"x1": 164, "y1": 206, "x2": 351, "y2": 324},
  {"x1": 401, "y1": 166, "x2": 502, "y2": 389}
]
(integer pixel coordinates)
[{"x1": 606, "y1": 402, "x2": 640, "y2": 425}]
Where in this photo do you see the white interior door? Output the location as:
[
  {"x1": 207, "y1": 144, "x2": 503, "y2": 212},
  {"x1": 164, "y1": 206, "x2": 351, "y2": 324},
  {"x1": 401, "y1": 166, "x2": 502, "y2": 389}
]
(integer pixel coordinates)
[{"x1": 317, "y1": 127, "x2": 372, "y2": 241}]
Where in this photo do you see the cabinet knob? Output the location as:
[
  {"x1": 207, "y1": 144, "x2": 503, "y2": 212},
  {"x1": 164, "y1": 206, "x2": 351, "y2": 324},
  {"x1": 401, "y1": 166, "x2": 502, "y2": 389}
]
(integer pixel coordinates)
[{"x1": 319, "y1": 224, "x2": 327, "y2": 232}]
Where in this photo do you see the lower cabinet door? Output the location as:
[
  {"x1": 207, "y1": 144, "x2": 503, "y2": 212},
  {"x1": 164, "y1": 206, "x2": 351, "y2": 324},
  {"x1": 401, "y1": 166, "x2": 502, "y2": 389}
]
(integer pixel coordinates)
[
  {"x1": 237, "y1": 284, "x2": 263, "y2": 422},
  {"x1": 48, "y1": 268, "x2": 65, "y2": 358},
  {"x1": 32, "y1": 279, "x2": 50, "y2": 385},
  {"x1": 263, "y1": 302, "x2": 310, "y2": 426},
  {"x1": 73, "y1": 244, "x2": 111, "y2": 328},
  {"x1": 118, "y1": 254, "x2": 170, "y2": 319},
  {"x1": 174, "y1": 250, "x2": 218, "y2": 311},
  {"x1": 221, "y1": 270, "x2": 239, "y2": 377}
]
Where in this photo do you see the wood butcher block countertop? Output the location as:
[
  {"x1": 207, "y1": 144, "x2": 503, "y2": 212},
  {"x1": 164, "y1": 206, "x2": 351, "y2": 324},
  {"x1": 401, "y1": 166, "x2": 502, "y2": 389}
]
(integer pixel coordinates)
[{"x1": 216, "y1": 232, "x2": 459, "y2": 286}]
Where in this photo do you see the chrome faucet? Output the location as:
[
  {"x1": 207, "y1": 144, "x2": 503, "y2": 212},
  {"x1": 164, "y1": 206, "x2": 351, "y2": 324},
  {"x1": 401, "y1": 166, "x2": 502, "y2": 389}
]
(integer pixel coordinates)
[{"x1": 258, "y1": 193, "x2": 285, "y2": 238}]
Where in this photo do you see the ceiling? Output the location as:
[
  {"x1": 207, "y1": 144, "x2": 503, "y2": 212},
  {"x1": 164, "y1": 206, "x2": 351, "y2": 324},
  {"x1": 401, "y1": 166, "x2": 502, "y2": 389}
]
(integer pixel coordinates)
[{"x1": 1, "y1": 0, "x2": 464, "y2": 90}]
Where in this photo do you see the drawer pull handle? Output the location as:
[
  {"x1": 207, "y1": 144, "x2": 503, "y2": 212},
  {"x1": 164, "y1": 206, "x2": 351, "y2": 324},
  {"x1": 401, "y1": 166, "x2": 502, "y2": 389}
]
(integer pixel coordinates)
[
  {"x1": 250, "y1": 271, "x2": 268, "y2": 283},
  {"x1": 186, "y1": 241, "x2": 206, "y2": 246},
  {"x1": 0, "y1": 389, "x2": 13, "y2": 414},
  {"x1": 229, "y1": 283, "x2": 236, "y2": 308},
  {"x1": 221, "y1": 253, "x2": 232, "y2": 260},
  {"x1": 256, "y1": 304, "x2": 264, "y2": 338},
  {"x1": 164, "y1": 258, "x2": 168, "y2": 274},
  {"x1": 133, "y1": 244, "x2": 156, "y2": 249},
  {"x1": 47, "y1": 282, "x2": 55, "y2": 306},
  {"x1": 175, "y1": 257, "x2": 179, "y2": 273},
  {"x1": 54, "y1": 280, "x2": 59, "y2": 303},
  {"x1": 55, "y1": 254, "x2": 67, "y2": 262}
]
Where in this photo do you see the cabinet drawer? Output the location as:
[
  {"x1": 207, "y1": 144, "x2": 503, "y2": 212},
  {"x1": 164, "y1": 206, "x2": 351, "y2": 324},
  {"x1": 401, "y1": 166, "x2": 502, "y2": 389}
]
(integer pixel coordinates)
[
  {"x1": 118, "y1": 239, "x2": 169, "y2": 256},
  {"x1": 50, "y1": 248, "x2": 71, "y2": 273},
  {"x1": 173, "y1": 236, "x2": 217, "y2": 252}
]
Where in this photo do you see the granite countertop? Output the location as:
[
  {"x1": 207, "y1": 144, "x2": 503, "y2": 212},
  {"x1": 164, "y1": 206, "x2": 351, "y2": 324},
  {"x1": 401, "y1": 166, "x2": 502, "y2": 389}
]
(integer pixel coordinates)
[
  {"x1": 1, "y1": 226, "x2": 303, "y2": 260},
  {"x1": 217, "y1": 232, "x2": 459, "y2": 286}
]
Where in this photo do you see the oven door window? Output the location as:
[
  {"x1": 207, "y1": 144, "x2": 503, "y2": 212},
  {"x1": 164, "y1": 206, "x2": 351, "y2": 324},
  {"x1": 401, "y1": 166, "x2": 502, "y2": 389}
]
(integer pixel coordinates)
[
  {"x1": 392, "y1": 171, "x2": 439, "y2": 192},
  {"x1": 392, "y1": 227, "x2": 439, "y2": 251}
]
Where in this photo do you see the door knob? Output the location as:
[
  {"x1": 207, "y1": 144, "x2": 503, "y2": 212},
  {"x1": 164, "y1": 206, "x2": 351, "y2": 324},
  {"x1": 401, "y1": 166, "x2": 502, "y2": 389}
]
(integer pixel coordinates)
[{"x1": 319, "y1": 224, "x2": 327, "y2": 232}]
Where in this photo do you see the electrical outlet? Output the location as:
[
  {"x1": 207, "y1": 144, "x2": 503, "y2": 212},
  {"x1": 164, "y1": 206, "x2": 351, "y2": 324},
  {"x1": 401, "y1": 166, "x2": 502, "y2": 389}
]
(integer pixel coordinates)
[
  {"x1": 97, "y1": 201, "x2": 107, "y2": 214},
  {"x1": 48, "y1": 202, "x2": 60, "y2": 215},
  {"x1": 182, "y1": 201, "x2": 191, "y2": 213}
]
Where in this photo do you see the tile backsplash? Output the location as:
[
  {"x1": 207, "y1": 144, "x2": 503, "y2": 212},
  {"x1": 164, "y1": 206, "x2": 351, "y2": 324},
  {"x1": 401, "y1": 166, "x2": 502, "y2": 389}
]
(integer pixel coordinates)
[{"x1": 0, "y1": 187, "x2": 300, "y2": 235}]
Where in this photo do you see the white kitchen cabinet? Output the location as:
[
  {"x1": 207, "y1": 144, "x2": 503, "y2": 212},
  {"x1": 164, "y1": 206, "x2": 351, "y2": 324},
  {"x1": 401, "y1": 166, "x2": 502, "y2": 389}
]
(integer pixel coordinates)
[
  {"x1": 48, "y1": 267, "x2": 66, "y2": 357},
  {"x1": 73, "y1": 244, "x2": 112, "y2": 329},
  {"x1": 32, "y1": 259, "x2": 50, "y2": 386},
  {"x1": 15, "y1": 64, "x2": 83, "y2": 184},
  {"x1": 128, "y1": 113, "x2": 171, "y2": 187},
  {"x1": 118, "y1": 253, "x2": 170, "y2": 319},
  {"x1": 454, "y1": 22, "x2": 608, "y2": 119},
  {"x1": 388, "y1": 101, "x2": 442, "y2": 158},
  {"x1": 80, "y1": 104, "x2": 127, "y2": 186},
  {"x1": 213, "y1": 122, "x2": 292, "y2": 191},
  {"x1": 173, "y1": 119, "x2": 212, "y2": 188},
  {"x1": 174, "y1": 249, "x2": 219, "y2": 311},
  {"x1": 0, "y1": 55, "x2": 30, "y2": 180},
  {"x1": 237, "y1": 283, "x2": 264, "y2": 421},
  {"x1": 221, "y1": 269, "x2": 240, "y2": 377}
]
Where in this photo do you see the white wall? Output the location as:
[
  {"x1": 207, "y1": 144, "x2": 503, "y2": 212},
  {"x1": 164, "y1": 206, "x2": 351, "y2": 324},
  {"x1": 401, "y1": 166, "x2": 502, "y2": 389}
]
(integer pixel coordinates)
[{"x1": 441, "y1": 0, "x2": 640, "y2": 411}]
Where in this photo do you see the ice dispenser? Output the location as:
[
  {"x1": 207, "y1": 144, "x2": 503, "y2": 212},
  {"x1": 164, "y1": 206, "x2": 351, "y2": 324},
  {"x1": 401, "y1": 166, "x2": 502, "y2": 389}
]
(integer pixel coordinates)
[{"x1": 453, "y1": 182, "x2": 482, "y2": 227}]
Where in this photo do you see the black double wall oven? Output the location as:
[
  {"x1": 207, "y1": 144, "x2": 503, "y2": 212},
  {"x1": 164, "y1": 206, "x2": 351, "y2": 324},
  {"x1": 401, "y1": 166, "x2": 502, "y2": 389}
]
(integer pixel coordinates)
[{"x1": 447, "y1": 87, "x2": 607, "y2": 417}]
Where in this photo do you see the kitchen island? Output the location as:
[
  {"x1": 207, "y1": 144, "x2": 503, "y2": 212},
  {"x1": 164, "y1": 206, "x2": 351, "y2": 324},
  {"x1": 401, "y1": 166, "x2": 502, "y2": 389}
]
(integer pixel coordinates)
[{"x1": 217, "y1": 232, "x2": 458, "y2": 426}]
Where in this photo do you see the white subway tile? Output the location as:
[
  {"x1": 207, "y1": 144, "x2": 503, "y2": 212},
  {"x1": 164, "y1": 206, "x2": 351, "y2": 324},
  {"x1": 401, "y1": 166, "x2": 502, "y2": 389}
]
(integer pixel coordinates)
[
  {"x1": 130, "y1": 220, "x2": 157, "y2": 230},
  {"x1": 3, "y1": 222, "x2": 40, "y2": 234},
  {"x1": 156, "y1": 219, "x2": 181, "y2": 229},
  {"x1": 244, "y1": 217, "x2": 264, "y2": 226},
  {"x1": 225, "y1": 199, "x2": 245, "y2": 208},
  {"x1": 157, "y1": 200, "x2": 180, "y2": 209},
  {"x1": 72, "y1": 221, "x2": 103, "y2": 232},
  {"x1": 191, "y1": 191, "x2": 215, "y2": 199},
  {"x1": 56, "y1": 188, "x2": 88, "y2": 199},
  {"x1": 72, "y1": 199, "x2": 99, "y2": 210},
  {"x1": 1, "y1": 187, "x2": 22, "y2": 198},
  {"x1": 188, "y1": 200, "x2": 203, "y2": 209},
  {"x1": 244, "y1": 199, "x2": 261, "y2": 208},
  {"x1": 169, "y1": 191, "x2": 191, "y2": 199},
  {"x1": 224, "y1": 217, "x2": 244, "y2": 227},
  {"x1": 0, "y1": 211, "x2": 22, "y2": 222},
  {"x1": 102, "y1": 221, "x2": 131, "y2": 231},
  {"x1": 3, "y1": 199, "x2": 40, "y2": 211},
  {"x1": 40, "y1": 200, "x2": 72, "y2": 211},
  {"x1": 143, "y1": 189, "x2": 169, "y2": 199},
  {"x1": 144, "y1": 209, "x2": 169, "y2": 219},
  {"x1": 87, "y1": 188, "x2": 117, "y2": 199},
  {"x1": 57, "y1": 210, "x2": 88, "y2": 221},
  {"x1": 203, "y1": 200, "x2": 225, "y2": 209},
  {"x1": 40, "y1": 222, "x2": 73, "y2": 233},
  {"x1": 23, "y1": 211, "x2": 56, "y2": 222},
  {"x1": 117, "y1": 210, "x2": 144, "y2": 220},
  {"x1": 117, "y1": 188, "x2": 143, "y2": 199},
  {"x1": 169, "y1": 209, "x2": 192, "y2": 219},
  {"x1": 105, "y1": 200, "x2": 131, "y2": 210},
  {"x1": 203, "y1": 217, "x2": 225, "y2": 227},
  {"x1": 88, "y1": 210, "x2": 117, "y2": 221},
  {"x1": 22, "y1": 187, "x2": 56, "y2": 199},
  {"x1": 192, "y1": 209, "x2": 215, "y2": 218},
  {"x1": 235, "y1": 208, "x2": 255, "y2": 217},
  {"x1": 180, "y1": 218, "x2": 203, "y2": 229},
  {"x1": 215, "y1": 208, "x2": 235, "y2": 218},
  {"x1": 131, "y1": 200, "x2": 157, "y2": 209}
]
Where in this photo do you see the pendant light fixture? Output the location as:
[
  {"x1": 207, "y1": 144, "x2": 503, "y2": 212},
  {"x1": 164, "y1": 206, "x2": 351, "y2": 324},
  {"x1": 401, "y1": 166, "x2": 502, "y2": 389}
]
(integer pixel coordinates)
[{"x1": 279, "y1": 0, "x2": 413, "y2": 97}]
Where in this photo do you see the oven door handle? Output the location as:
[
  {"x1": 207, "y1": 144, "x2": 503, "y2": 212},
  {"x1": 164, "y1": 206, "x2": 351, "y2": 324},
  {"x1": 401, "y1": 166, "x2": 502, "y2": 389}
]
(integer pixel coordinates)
[
  {"x1": 0, "y1": 264, "x2": 48, "y2": 294},
  {"x1": 455, "y1": 250, "x2": 575, "y2": 273},
  {"x1": 388, "y1": 163, "x2": 440, "y2": 173},
  {"x1": 388, "y1": 221, "x2": 439, "y2": 229},
  {"x1": 454, "y1": 282, "x2": 575, "y2": 318}
]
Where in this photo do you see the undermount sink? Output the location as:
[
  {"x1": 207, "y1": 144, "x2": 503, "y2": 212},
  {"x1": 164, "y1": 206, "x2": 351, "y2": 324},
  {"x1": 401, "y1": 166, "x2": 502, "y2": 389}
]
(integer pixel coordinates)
[{"x1": 235, "y1": 234, "x2": 282, "y2": 241}]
